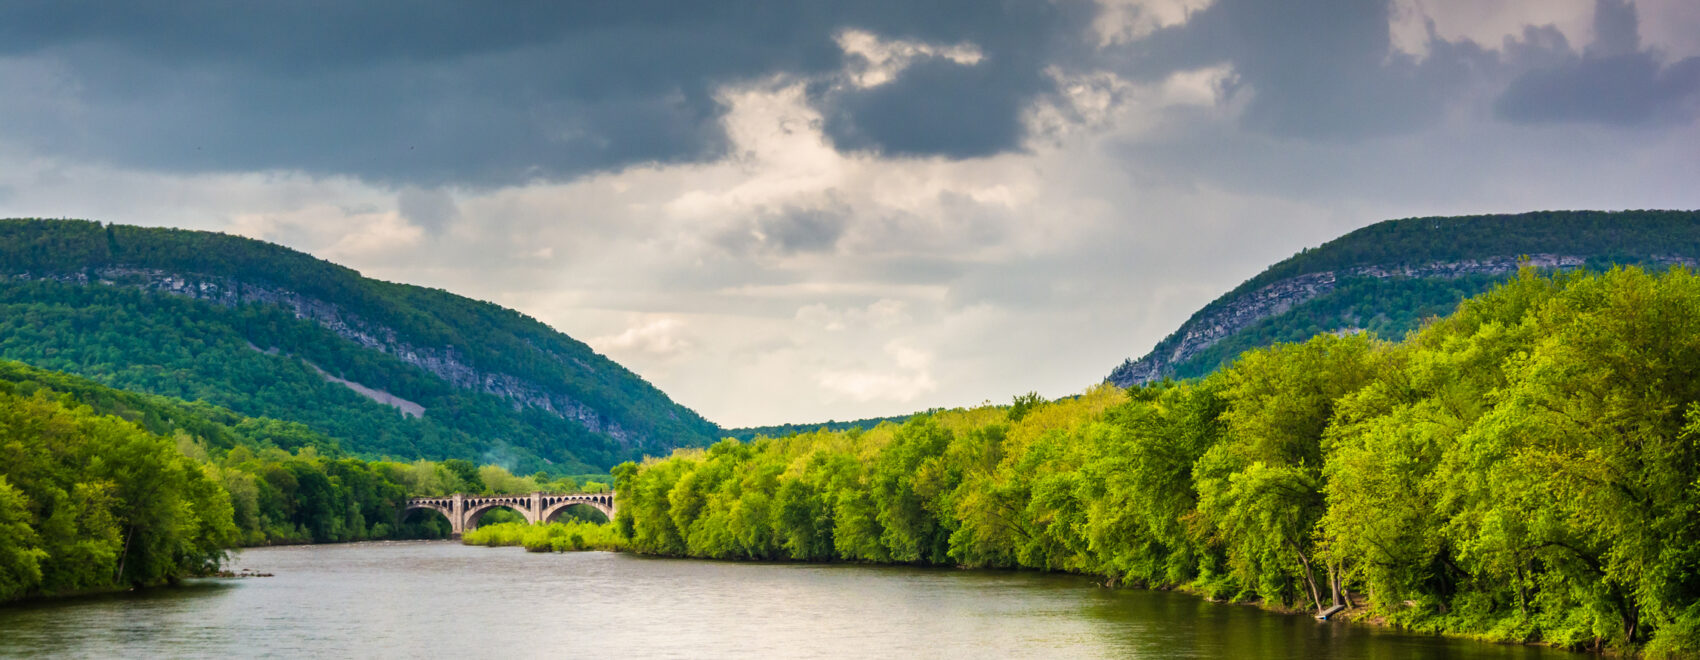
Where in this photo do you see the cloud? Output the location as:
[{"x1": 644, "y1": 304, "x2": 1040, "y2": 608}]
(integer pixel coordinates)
[
  {"x1": 591, "y1": 318, "x2": 694, "y2": 358},
  {"x1": 715, "y1": 198, "x2": 852, "y2": 256},
  {"x1": 0, "y1": 1, "x2": 1090, "y2": 186},
  {"x1": 796, "y1": 299, "x2": 911, "y2": 331},
  {"x1": 397, "y1": 187, "x2": 461, "y2": 233},
  {"x1": 1495, "y1": 0, "x2": 1700, "y2": 125},
  {"x1": 1108, "y1": 0, "x2": 1496, "y2": 139},
  {"x1": 2, "y1": 0, "x2": 1699, "y2": 428},
  {"x1": 1092, "y1": 0, "x2": 1215, "y2": 47},
  {"x1": 816, "y1": 340, "x2": 938, "y2": 403},
  {"x1": 836, "y1": 29, "x2": 984, "y2": 88}
]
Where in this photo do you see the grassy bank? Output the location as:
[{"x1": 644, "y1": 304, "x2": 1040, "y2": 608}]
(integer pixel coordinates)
[{"x1": 461, "y1": 521, "x2": 625, "y2": 552}]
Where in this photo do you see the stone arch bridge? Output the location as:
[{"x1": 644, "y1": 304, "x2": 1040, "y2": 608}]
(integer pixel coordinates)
[{"x1": 404, "y1": 492, "x2": 616, "y2": 537}]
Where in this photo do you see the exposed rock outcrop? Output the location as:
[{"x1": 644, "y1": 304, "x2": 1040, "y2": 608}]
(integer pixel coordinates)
[
  {"x1": 16, "y1": 267, "x2": 637, "y2": 445},
  {"x1": 1107, "y1": 254, "x2": 1697, "y2": 387}
]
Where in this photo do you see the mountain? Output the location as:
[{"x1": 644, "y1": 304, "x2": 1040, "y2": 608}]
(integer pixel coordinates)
[
  {"x1": 1108, "y1": 210, "x2": 1700, "y2": 386},
  {"x1": 725, "y1": 413, "x2": 917, "y2": 441},
  {"x1": 0, "y1": 218, "x2": 719, "y2": 472}
]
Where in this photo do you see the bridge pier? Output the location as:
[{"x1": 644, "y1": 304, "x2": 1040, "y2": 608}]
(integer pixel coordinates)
[{"x1": 402, "y1": 492, "x2": 617, "y2": 539}]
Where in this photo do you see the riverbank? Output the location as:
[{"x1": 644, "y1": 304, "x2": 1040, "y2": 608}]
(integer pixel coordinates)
[
  {"x1": 451, "y1": 519, "x2": 1600, "y2": 657},
  {"x1": 612, "y1": 269, "x2": 1700, "y2": 657},
  {"x1": 1, "y1": 542, "x2": 1586, "y2": 658},
  {"x1": 460, "y1": 520, "x2": 624, "y2": 551}
]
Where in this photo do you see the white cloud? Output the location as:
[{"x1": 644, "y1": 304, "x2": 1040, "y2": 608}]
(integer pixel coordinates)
[
  {"x1": 796, "y1": 299, "x2": 911, "y2": 332},
  {"x1": 835, "y1": 29, "x2": 984, "y2": 88},
  {"x1": 3, "y1": 4, "x2": 1699, "y2": 429},
  {"x1": 816, "y1": 340, "x2": 938, "y2": 403},
  {"x1": 591, "y1": 317, "x2": 694, "y2": 358},
  {"x1": 1092, "y1": 0, "x2": 1214, "y2": 47},
  {"x1": 1389, "y1": 0, "x2": 1594, "y2": 59}
]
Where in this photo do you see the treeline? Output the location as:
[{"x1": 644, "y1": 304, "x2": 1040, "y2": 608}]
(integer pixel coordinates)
[
  {"x1": 0, "y1": 359, "x2": 606, "y2": 601},
  {"x1": 0, "y1": 358, "x2": 342, "y2": 456},
  {"x1": 205, "y1": 447, "x2": 600, "y2": 546},
  {"x1": 0, "y1": 217, "x2": 721, "y2": 470},
  {"x1": 615, "y1": 267, "x2": 1700, "y2": 655},
  {"x1": 1243, "y1": 210, "x2": 1700, "y2": 295},
  {"x1": 1168, "y1": 274, "x2": 1504, "y2": 379},
  {"x1": 1120, "y1": 210, "x2": 1700, "y2": 386},
  {"x1": 1, "y1": 390, "x2": 233, "y2": 601},
  {"x1": 0, "y1": 275, "x2": 613, "y2": 472},
  {"x1": 725, "y1": 413, "x2": 917, "y2": 442}
]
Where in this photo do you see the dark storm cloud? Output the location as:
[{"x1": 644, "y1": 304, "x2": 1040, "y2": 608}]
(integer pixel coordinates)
[
  {"x1": 1495, "y1": 0, "x2": 1700, "y2": 125},
  {"x1": 817, "y1": 1, "x2": 1082, "y2": 158},
  {"x1": 822, "y1": 55, "x2": 1038, "y2": 158},
  {"x1": 0, "y1": 0, "x2": 1090, "y2": 186},
  {"x1": 1107, "y1": 0, "x2": 1494, "y2": 139},
  {"x1": 2, "y1": 0, "x2": 1691, "y2": 189}
]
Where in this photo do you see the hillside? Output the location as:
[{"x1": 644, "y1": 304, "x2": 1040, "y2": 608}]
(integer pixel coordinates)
[
  {"x1": 1108, "y1": 210, "x2": 1700, "y2": 386},
  {"x1": 0, "y1": 218, "x2": 719, "y2": 472},
  {"x1": 0, "y1": 358, "x2": 344, "y2": 457},
  {"x1": 725, "y1": 413, "x2": 916, "y2": 441}
]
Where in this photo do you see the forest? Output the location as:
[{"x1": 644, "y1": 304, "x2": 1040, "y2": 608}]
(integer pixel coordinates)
[
  {"x1": 725, "y1": 413, "x2": 918, "y2": 442},
  {"x1": 1114, "y1": 210, "x2": 1700, "y2": 386},
  {"x1": 1165, "y1": 274, "x2": 1506, "y2": 379},
  {"x1": 613, "y1": 267, "x2": 1700, "y2": 656},
  {"x1": 0, "y1": 359, "x2": 605, "y2": 602},
  {"x1": 0, "y1": 217, "x2": 720, "y2": 471}
]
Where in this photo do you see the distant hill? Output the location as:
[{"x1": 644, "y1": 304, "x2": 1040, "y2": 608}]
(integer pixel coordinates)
[
  {"x1": 1108, "y1": 210, "x2": 1700, "y2": 386},
  {"x1": 725, "y1": 413, "x2": 916, "y2": 441},
  {"x1": 0, "y1": 218, "x2": 720, "y2": 472}
]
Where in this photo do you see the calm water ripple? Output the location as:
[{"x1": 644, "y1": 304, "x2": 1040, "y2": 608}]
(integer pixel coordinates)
[{"x1": 0, "y1": 541, "x2": 1583, "y2": 659}]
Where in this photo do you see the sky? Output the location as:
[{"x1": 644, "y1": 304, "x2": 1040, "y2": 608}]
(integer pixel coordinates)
[{"x1": 1, "y1": 0, "x2": 1698, "y2": 427}]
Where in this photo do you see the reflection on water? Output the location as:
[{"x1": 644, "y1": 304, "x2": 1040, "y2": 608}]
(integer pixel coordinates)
[{"x1": 0, "y1": 542, "x2": 1580, "y2": 659}]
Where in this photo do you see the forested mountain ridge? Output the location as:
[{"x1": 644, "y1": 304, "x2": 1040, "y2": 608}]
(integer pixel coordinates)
[
  {"x1": 725, "y1": 413, "x2": 916, "y2": 442},
  {"x1": 0, "y1": 218, "x2": 719, "y2": 472},
  {"x1": 1108, "y1": 210, "x2": 1700, "y2": 386},
  {"x1": 619, "y1": 266, "x2": 1700, "y2": 654}
]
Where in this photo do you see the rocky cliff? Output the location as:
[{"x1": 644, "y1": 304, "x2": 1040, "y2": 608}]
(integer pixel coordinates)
[
  {"x1": 1108, "y1": 210, "x2": 1700, "y2": 387},
  {"x1": 0, "y1": 218, "x2": 720, "y2": 470}
]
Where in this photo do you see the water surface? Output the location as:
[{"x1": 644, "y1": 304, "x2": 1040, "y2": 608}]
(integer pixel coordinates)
[{"x1": 0, "y1": 541, "x2": 1580, "y2": 659}]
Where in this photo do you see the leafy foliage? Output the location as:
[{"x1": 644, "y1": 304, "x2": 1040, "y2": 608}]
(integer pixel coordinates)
[
  {"x1": 724, "y1": 414, "x2": 916, "y2": 442},
  {"x1": 0, "y1": 391, "x2": 235, "y2": 599},
  {"x1": 1241, "y1": 210, "x2": 1700, "y2": 294},
  {"x1": 618, "y1": 267, "x2": 1700, "y2": 654},
  {"x1": 1119, "y1": 210, "x2": 1700, "y2": 385},
  {"x1": 0, "y1": 218, "x2": 719, "y2": 471},
  {"x1": 1169, "y1": 275, "x2": 1503, "y2": 379},
  {"x1": 461, "y1": 520, "x2": 625, "y2": 552},
  {"x1": 0, "y1": 359, "x2": 610, "y2": 601}
]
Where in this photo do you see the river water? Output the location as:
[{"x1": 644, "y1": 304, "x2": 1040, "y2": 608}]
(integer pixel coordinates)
[{"x1": 0, "y1": 541, "x2": 1580, "y2": 659}]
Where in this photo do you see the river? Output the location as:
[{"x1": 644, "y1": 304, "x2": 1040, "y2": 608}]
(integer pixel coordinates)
[{"x1": 0, "y1": 541, "x2": 1580, "y2": 659}]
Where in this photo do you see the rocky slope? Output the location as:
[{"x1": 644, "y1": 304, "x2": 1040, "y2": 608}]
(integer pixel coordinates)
[
  {"x1": 1109, "y1": 210, "x2": 1700, "y2": 386},
  {"x1": 0, "y1": 218, "x2": 720, "y2": 471}
]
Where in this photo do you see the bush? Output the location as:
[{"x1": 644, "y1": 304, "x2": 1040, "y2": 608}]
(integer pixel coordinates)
[{"x1": 461, "y1": 521, "x2": 625, "y2": 552}]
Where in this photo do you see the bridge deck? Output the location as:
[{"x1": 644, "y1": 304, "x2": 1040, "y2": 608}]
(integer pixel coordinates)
[{"x1": 403, "y1": 492, "x2": 617, "y2": 537}]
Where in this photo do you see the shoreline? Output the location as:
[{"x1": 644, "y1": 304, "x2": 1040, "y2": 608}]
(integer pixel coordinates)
[
  {"x1": 453, "y1": 535, "x2": 1599, "y2": 656},
  {"x1": 5, "y1": 537, "x2": 1604, "y2": 657}
]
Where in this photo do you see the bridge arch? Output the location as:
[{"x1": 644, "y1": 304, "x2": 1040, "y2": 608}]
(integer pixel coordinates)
[
  {"x1": 401, "y1": 492, "x2": 617, "y2": 537},
  {"x1": 539, "y1": 494, "x2": 615, "y2": 524},
  {"x1": 464, "y1": 498, "x2": 539, "y2": 528},
  {"x1": 402, "y1": 498, "x2": 455, "y2": 521},
  {"x1": 398, "y1": 503, "x2": 452, "y2": 534}
]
